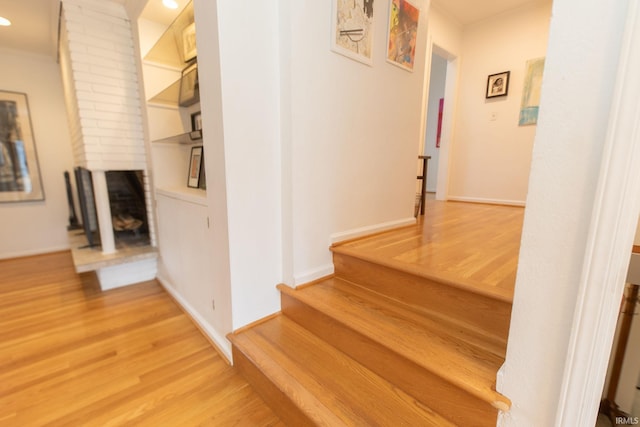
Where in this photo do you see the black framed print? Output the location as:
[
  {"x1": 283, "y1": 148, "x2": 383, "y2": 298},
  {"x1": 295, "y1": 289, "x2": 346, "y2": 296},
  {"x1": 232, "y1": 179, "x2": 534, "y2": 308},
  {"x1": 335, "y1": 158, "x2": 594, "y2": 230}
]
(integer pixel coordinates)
[
  {"x1": 187, "y1": 146, "x2": 203, "y2": 188},
  {"x1": 486, "y1": 71, "x2": 510, "y2": 98}
]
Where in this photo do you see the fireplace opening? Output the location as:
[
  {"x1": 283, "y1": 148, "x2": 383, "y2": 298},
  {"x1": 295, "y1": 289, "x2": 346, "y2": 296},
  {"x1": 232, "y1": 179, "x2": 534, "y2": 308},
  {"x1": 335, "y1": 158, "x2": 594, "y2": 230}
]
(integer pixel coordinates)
[
  {"x1": 106, "y1": 170, "x2": 150, "y2": 248},
  {"x1": 73, "y1": 168, "x2": 151, "y2": 250}
]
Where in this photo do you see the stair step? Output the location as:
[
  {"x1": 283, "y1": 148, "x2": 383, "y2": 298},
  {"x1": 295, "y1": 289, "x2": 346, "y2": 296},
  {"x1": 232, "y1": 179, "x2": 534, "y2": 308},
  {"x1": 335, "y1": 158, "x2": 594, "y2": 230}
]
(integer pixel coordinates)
[
  {"x1": 229, "y1": 315, "x2": 455, "y2": 427},
  {"x1": 279, "y1": 278, "x2": 510, "y2": 426},
  {"x1": 332, "y1": 248, "x2": 512, "y2": 341}
]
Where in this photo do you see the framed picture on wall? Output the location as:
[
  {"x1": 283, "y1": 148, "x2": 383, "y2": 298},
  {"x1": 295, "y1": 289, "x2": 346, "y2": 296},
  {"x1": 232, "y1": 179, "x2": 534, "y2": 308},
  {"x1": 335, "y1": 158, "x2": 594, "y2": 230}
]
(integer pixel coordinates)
[
  {"x1": 386, "y1": 0, "x2": 420, "y2": 72},
  {"x1": 330, "y1": 0, "x2": 375, "y2": 66},
  {"x1": 486, "y1": 71, "x2": 510, "y2": 98},
  {"x1": 187, "y1": 146, "x2": 203, "y2": 188},
  {"x1": 0, "y1": 90, "x2": 45, "y2": 202}
]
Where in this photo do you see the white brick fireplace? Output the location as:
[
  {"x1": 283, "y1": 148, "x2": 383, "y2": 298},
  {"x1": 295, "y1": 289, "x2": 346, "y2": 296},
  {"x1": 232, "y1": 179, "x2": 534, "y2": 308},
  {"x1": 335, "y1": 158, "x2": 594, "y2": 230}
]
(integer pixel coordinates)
[{"x1": 59, "y1": 0, "x2": 157, "y2": 289}]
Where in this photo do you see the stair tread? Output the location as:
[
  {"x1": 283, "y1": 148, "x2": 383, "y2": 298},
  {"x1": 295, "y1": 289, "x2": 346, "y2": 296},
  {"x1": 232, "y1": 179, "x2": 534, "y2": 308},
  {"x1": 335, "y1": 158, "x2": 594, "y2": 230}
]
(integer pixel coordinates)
[
  {"x1": 278, "y1": 278, "x2": 508, "y2": 407},
  {"x1": 230, "y1": 315, "x2": 455, "y2": 427},
  {"x1": 332, "y1": 244, "x2": 514, "y2": 303}
]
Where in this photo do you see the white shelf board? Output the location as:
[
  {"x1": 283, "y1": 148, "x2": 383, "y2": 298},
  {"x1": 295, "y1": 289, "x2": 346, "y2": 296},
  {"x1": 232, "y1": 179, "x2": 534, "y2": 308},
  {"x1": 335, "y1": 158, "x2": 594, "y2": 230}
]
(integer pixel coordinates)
[{"x1": 156, "y1": 186, "x2": 207, "y2": 206}]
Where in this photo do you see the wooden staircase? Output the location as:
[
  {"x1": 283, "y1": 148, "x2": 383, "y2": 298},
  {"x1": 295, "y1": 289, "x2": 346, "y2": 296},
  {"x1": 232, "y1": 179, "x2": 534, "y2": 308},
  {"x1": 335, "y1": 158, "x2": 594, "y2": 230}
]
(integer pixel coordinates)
[{"x1": 228, "y1": 238, "x2": 512, "y2": 426}]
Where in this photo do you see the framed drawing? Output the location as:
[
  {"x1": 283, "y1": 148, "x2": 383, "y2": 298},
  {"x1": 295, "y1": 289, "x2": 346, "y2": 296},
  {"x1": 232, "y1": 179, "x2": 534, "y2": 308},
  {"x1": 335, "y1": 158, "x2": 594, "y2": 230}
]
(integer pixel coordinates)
[
  {"x1": 331, "y1": 0, "x2": 375, "y2": 66},
  {"x1": 386, "y1": 0, "x2": 420, "y2": 71},
  {"x1": 187, "y1": 146, "x2": 203, "y2": 188},
  {"x1": 179, "y1": 62, "x2": 199, "y2": 107},
  {"x1": 182, "y1": 22, "x2": 197, "y2": 62},
  {"x1": 486, "y1": 71, "x2": 510, "y2": 98},
  {"x1": 0, "y1": 91, "x2": 44, "y2": 202}
]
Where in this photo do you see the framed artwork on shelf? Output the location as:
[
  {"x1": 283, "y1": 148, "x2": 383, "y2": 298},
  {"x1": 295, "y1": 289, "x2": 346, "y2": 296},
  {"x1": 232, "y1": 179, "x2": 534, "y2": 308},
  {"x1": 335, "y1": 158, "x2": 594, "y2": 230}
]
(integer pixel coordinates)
[
  {"x1": 179, "y1": 62, "x2": 199, "y2": 107},
  {"x1": 331, "y1": 0, "x2": 375, "y2": 66},
  {"x1": 386, "y1": 0, "x2": 420, "y2": 72},
  {"x1": 182, "y1": 22, "x2": 197, "y2": 62},
  {"x1": 187, "y1": 146, "x2": 203, "y2": 188},
  {"x1": 191, "y1": 111, "x2": 202, "y2": 131},
  {"x1": 486, "y1": 71, "x2": 510, "y2": 98},
  {"x1": 0, "y1": 90, "x2": 45, "y2": 202}
]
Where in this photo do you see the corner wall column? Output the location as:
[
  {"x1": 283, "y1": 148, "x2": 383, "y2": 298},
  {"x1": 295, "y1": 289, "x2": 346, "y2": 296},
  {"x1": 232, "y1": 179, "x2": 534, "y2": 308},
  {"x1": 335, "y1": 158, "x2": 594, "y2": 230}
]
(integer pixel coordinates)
[{"x1": 92, "y1": 170, "x2": 115, "y2": 254}]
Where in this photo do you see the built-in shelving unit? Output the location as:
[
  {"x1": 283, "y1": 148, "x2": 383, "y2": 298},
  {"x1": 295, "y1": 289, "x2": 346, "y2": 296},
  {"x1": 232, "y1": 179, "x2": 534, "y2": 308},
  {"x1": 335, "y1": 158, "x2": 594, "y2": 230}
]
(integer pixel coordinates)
[
  {"x1": 140, "y1": 0, "x2": 204, "y2": 194},
  {"x1": 144, "y1": 2, "x2": 195, "y2": 68}
]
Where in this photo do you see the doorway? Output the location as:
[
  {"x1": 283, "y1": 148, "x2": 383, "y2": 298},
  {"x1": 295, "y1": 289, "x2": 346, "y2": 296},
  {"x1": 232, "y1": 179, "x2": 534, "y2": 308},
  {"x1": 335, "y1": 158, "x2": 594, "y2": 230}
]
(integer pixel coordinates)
[
  {"x1": 420, "y1": 44, "x2": 458, "y2": 201},
  {"x1": 422, "y1": 51, "x2": 446, "y2": 194}
]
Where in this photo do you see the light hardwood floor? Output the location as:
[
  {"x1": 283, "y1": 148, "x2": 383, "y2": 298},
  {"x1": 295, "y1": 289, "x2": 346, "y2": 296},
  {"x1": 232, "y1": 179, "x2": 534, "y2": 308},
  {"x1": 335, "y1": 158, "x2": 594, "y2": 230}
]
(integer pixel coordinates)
[
  {"x1": 0, "y1": 252, "x2": 283, "y2": 426},
  {"x1": 1, "y1": 199, "x2": 524, "y2": 426},
  {"x1": 338, "y1": 197, "x2": 524, "y2": 300}
]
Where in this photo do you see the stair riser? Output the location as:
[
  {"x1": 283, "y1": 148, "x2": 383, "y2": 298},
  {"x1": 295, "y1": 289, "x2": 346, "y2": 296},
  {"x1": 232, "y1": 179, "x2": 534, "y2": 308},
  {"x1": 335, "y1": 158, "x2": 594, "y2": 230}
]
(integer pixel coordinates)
[
  {"x1": 334, "y1": 252, "x2": 511, "y2": 341},
  {"x1": 281, "y1": 292, "x2": 498, "y2": 427},
  {"x1": 232, "y1": 345, "x2": 316, "y2": 427}
]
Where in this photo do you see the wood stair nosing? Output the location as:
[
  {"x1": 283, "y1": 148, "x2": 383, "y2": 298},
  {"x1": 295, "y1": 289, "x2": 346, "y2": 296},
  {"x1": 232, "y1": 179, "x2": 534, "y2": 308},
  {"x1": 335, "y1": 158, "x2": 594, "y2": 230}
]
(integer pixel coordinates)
[
  {"x1": 331, "y1": 244, "x2": 514, "y2": 303},
  {"x1": 229, "y1": 332, "x2": 338, "y2": 427},
  {"x1": 229, "y1": 316, "x2": 456, "y2": 427},
  {"x1": 278, "y1": 284, "x2": 505, "y2": 426},
  {"x1": 322, "y1": 276, "x2": 508, "y2": 360},
  {"x1": 332, "y1": 251, "x2": 512, "y2": 341}
]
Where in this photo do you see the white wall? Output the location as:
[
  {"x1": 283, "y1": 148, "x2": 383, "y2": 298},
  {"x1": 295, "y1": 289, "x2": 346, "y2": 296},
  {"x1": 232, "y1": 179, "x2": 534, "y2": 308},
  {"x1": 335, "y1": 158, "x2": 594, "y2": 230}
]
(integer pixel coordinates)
[
  {"x1": 448, "y1": 2, "x2": 552, "y2": 205},
  {"x1": 288, "y1": 0, "x2": 430, "y2": 283},
  {"x1": 423, "y1": 52, "x2": 446, "y2": 192},
  {"x1": 0, "y1": 49, "x2": 75, "y2": 259},
  {"x1": 214, "y1": 0, "x2": 284, "y2": 329},
  {"x1": 193, "y1": 0, "x2": 432, "y2": 328},
  {"x1": 498, "y1": 0, "x2": 630, "y2": 424}
]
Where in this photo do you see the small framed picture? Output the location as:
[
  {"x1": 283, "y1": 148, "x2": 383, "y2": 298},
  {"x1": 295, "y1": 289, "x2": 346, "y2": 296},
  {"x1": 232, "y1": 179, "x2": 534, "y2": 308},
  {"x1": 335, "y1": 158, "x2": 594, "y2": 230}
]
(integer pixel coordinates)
[
  {"x1": 182, "y1": 22, "x2": 197, "y2": 62},
  {"x1": 179, "y1": 62, "x2": 199, "y2": 107},
  {"x1": 191, "y1": 111, "x2": 202, "y2": 131},
  {"x1": 486, "y1": 71, "x2": 510, "y2": 98},
  {"x1": 187, "y1": 146, "x2": 203, "y2": 188}
]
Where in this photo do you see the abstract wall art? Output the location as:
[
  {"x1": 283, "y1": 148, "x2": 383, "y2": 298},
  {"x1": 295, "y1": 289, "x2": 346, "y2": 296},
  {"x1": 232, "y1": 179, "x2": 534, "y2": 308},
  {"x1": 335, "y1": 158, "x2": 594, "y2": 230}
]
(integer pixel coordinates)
[{"x1": 386, "y1": 0, "x2": 420, "y2": 72}]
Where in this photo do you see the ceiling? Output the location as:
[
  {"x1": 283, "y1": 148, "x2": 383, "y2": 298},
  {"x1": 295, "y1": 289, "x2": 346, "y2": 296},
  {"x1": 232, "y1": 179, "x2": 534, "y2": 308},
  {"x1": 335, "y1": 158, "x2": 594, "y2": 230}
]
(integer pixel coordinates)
[
  {"x1": 430, "y1": 0, "x2": 545, "y2": 26},
  {"x1": 0, "y1": 0, "x2": 545, "y2": 59}
]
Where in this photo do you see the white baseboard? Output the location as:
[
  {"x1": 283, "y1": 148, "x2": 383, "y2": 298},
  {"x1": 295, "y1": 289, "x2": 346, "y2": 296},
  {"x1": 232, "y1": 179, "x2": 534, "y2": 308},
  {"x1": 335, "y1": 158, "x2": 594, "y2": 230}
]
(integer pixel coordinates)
[
  {"x1": 156, "y1": 274, "x2": 232, "y2": 363},
  {"x1": 293, "y1": 263, "x2": 335, "y2": 286},
  {"x1": 330, "y1": 217, "x2": 417, "y2": 245},
  {"x1": 0, "y1": 245, "x2": 71, "y2": 260},
  {"x1": 447, "y1": 195, "x2": 526, "y2": 207}
]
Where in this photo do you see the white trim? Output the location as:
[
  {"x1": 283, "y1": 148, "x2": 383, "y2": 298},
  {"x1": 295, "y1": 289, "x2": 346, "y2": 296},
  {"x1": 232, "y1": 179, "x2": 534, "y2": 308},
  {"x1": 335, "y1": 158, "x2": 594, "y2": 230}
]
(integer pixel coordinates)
[
  {"x1": 556, "y1": 0, "x2": 640, "y2": 424},
  {"x1": 293, "y1": 263, "x2": 335, "y2": 286},
  {"x1": 157, "y1": 274, "x2": 233, "y2": 363},
  {"x1": 447, "y1": 195, "x2": 526, "y2": 207},
  {"x1": 435, "y1": 50, "x2": 459, "y2": 201},
  {"x1": 330, "y1": 217, "x2": 417, "y2": 244}
]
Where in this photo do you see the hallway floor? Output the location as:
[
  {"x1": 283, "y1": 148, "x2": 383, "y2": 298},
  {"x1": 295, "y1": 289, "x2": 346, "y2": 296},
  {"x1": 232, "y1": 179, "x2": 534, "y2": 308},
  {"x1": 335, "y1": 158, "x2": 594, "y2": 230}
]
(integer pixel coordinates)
[{"x1": 338, "y1": 198, "x2": 525, "y2": 303}]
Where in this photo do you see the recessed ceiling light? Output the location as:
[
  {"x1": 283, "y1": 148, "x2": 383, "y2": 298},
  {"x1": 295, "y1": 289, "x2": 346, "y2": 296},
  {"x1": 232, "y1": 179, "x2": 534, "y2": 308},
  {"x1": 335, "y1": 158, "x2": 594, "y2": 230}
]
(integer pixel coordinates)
[
  {"x1": 162, "y1": 0, "x2": 178, "y2": 9},
  {"x1": 0, "y1": 16, "x2": 11, "y2": 26}
]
